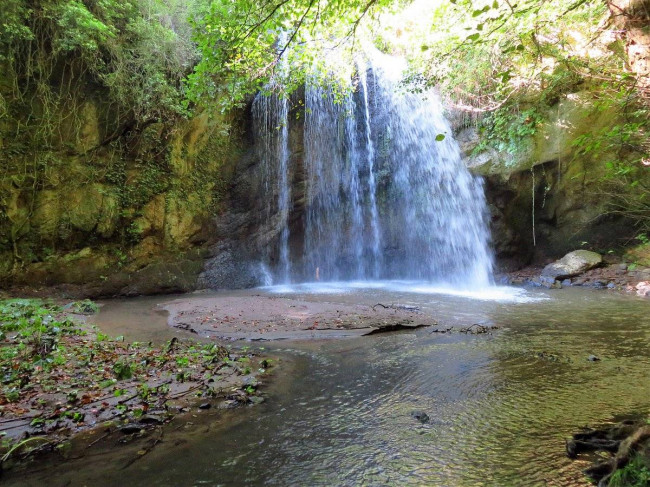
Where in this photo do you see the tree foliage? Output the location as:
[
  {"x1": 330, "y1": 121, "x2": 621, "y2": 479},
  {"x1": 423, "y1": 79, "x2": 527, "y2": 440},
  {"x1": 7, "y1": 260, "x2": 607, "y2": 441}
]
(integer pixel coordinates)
[
  {"x1": 373, "y1": 0, "x2": 648, "y2": 230},
  {"x1": 2, "y1": 0, "x2": 648, "y2": 236},
  {"x1": 186, "y1": 0, "x2": 397, "y2": 108}
]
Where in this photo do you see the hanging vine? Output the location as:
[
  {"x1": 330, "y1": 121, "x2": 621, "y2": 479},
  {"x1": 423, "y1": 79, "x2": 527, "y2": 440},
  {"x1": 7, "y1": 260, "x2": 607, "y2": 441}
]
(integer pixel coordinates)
[{"x1": 0, "y1": 0, "x2": 205, "y2": 264}]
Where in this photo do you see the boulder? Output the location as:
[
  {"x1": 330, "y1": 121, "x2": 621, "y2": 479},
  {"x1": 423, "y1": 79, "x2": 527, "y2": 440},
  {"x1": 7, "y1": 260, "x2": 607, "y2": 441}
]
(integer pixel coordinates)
[{"x1": 541, "y1": 250, "x2": 603, "y2": 279}]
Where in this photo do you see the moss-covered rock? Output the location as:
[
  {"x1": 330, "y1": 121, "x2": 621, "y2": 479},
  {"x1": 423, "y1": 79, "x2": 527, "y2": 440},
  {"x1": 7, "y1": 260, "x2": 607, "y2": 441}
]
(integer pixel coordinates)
[
  {"x1": 458, "y1": 91, "x2": 647, "y2": 267},
  {"x1": 461, "y1": 92, "x2": 620, "y2": 177},
  {"x1": 0, "y1": 80, "x2": 241, "y2": 294},
  {"x1": 164, "y1": 191, "x2": 205, "y2": 249}
]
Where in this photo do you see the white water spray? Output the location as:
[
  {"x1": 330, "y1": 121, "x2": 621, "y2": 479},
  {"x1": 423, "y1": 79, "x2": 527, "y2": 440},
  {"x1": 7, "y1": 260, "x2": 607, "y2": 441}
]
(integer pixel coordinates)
[{"x1": 252, "y1": 50, "x2": 494, "y2": 289}]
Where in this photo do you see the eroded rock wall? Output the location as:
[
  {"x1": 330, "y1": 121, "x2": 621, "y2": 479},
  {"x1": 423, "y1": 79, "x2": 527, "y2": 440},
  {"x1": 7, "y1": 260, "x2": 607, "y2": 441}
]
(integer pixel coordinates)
[
  {"x1": 457, "y1": 92, "x2": 646, "y2": 270},
  {"x1": 0, "y1": 83, "x2": 243, "y2": 296}
]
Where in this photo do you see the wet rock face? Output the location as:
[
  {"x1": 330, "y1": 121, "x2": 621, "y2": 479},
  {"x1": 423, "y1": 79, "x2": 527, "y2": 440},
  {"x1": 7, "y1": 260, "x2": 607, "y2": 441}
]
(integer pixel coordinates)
[
  {"x1": 455, "y1": 88, "x2": 648, "y2": 271},
  {"x1": 197, "y1": 245, "x2": 268, "y2": 290},
  {"x1": 541, "y1": 250, "x2": 603, "y2": 279},
  {"x1": 195, "y1": 121, "x2": 305, "y2": 289}
]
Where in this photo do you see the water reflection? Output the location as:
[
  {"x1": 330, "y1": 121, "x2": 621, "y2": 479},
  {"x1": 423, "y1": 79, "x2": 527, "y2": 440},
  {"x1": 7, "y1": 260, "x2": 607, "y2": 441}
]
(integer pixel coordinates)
[{"x1": 7, "y1": 287, "x2": 650, "y2": 487}]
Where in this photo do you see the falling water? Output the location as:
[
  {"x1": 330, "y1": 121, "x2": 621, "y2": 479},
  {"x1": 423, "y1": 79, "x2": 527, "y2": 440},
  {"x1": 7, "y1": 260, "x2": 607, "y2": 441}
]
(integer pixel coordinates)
[
  {"x1": 358, "y1": 60, "x2": 382, "y2": 278},
  {"x1": 253, "y1": 50, "x2": 493, "y2": 289},
  {"x1": 364, "y1": 49, "x2": 493, "y2": 287},
  {"x1": 303, "y1": 85, "x2": 349, "y2": 281},
  {"x1": 252, "y1": 90, "x2": 291, "y2": 283}
]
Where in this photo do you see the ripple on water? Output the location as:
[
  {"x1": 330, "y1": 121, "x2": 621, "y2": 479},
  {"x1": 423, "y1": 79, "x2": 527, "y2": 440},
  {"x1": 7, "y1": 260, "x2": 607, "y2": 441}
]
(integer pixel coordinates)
[{"x1": 5, "y1": 287, "x2": 650, "y2": 487}]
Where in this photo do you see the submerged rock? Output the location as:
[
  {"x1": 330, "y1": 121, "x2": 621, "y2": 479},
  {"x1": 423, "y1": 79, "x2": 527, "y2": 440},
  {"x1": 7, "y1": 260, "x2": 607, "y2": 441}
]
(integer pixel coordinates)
[
  {"x1": 541, "y1": 250, "x2": 603, "y2": 280},
  {"x1": 410, "y1": 410, "x2": 430, "y2": 424}
]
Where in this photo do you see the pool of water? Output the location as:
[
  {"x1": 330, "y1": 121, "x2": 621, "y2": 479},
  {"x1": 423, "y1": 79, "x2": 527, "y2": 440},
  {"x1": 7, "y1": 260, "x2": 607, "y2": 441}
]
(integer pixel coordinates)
[{"x1": 8, "y1": 285, "x2": 650, "y2": 486}]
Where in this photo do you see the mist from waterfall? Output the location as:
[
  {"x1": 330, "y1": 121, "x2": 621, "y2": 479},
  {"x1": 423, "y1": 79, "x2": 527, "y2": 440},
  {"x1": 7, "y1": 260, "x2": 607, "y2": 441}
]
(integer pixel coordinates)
[{"x1": 253, "y1": 50, "x2": 494, "y2": 289}]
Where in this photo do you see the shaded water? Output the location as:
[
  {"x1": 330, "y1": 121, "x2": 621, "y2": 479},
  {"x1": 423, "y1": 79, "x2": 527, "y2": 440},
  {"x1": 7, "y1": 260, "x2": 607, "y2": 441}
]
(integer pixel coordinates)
[{"x1": 9, "y1": 287, "x2": 650, "y2": 487}]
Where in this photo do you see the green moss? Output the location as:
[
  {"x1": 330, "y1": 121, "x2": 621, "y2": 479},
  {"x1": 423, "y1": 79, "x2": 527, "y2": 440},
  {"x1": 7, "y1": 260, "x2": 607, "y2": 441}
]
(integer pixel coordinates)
[
  {"x1": 473, "y1": 107, "x2": 544, "y2": 158},
  {"x1": 625, "y1": 242, "x2": 650, "y2": 267}
]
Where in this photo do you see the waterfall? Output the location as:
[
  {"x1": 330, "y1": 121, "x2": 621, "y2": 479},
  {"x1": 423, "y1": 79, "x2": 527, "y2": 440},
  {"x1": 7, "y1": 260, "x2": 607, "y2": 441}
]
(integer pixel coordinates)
[
  {"x1": 365, "y1": 50, "x2": 493, "y2": 287},
  {"x1": 252, "y1": 90, "x2": 291, "y2": 283},
  {"x1": 358, "y1": 60, "x2": 383, "y2": 278},
  {"x1": 252, "y1": 51, "x2": 494, "y2": 289}
]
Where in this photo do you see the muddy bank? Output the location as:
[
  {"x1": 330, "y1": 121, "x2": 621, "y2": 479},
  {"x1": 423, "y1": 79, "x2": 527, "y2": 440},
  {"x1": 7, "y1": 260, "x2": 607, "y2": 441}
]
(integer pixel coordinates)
[{"x1": 163, "y1": 294, "x2": 434, "y2": 340}]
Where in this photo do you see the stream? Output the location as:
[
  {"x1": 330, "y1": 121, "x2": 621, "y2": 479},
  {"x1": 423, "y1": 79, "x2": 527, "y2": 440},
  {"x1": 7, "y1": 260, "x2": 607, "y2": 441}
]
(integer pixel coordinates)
[{"x1": 7, "y1": 285, "x2": 650, "y2": 486}]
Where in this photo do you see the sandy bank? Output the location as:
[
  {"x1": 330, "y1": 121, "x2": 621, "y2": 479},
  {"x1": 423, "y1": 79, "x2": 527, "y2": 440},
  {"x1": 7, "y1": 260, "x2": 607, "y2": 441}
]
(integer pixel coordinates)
[{"x1": 163, "y1": 294, "x2": 435, "y2": 340}]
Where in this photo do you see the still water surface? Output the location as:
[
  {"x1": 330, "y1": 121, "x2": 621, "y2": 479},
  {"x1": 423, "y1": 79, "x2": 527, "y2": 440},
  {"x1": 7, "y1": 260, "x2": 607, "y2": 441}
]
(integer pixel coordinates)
[{"x1": 10, "y1": 285, "x2": 650, "y2": 486}]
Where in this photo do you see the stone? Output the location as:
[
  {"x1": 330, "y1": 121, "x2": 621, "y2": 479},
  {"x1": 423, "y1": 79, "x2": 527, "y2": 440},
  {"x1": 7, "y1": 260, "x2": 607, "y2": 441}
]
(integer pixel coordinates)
[
  {"x1": 410, "y1": 410, "x2": 430, "y2": 424},
  {"x1": 541, "y1": 250, "x2": 603, "y2": 279},
  {"x1": 218, "y1": 400, "x2": 240, "y2": 409},
  {"x1": 539, "y1": 275, "x2": 562, "y2": 289},
  {"x1": 139, "y1": 415, "x2": 164, "y2": 425},
  {"x1": 607, "y1": 282, "x2": 616, "y2": 289},
  {"x1": 588, "y1": 355, "x2": 600, "y2": 362},
  {"x1": 635, "y1": 281, "x2": 650, "y2": 297},
  {"x1": 561, "y1": 279, "x2": 572, "y2": 287},
  {"x1": 249, "y1": 396, "x2": 265, "y2": 405},
  {"x1": 198, "y1": 245, "x2": 266, "y2": 290}
]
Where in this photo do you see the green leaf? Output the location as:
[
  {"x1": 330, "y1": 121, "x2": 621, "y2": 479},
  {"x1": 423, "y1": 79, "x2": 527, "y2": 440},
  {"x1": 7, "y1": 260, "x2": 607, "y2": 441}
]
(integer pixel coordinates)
[
  {"x1": 472, "y1": 5, "x2": 490, "y2": 16},
  {"x1": 435, "y1": 134, "x2": 446, "y2": 141}
]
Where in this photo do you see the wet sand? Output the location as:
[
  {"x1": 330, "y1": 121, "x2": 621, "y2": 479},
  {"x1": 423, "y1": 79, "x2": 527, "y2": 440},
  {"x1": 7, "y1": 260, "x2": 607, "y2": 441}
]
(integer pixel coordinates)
[{"x1": 163, "y1": 294, "x2": 434, "y2": 340}]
